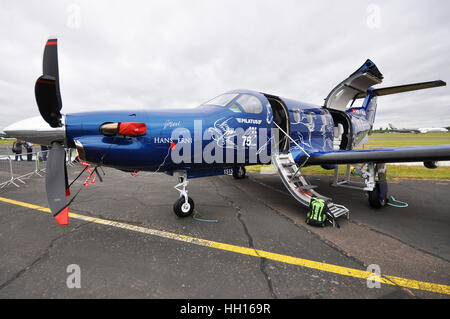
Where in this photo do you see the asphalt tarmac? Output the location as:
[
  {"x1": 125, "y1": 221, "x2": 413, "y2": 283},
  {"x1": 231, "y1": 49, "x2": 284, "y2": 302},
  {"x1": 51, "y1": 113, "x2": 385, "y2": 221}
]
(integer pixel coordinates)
[{"x1": 0, "y1": 164, "x2": 448, "y2": 299}]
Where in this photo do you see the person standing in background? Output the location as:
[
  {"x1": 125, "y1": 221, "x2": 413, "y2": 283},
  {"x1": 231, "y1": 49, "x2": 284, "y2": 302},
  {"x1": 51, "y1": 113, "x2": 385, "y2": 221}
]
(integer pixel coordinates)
[
  {"x1": 40, "y1": 145, "x2": 48, "y2": 161},
  {"x1": 12, "y1": 139, "x2": 23, "y2": 161},
  {"x1": 25, "y1": 141, "x2": 33, "y2": 161}
]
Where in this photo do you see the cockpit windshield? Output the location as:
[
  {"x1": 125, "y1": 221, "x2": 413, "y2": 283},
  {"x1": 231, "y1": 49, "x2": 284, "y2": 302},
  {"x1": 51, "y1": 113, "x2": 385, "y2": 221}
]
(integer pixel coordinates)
[{"x1": 202, "y1": 93, "x2": 239, "y2": 107}]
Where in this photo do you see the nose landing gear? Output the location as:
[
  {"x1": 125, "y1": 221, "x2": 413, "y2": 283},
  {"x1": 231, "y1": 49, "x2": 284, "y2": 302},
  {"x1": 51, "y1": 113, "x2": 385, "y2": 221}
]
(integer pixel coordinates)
[
  {"x1": 173, "y1": 171, "x2": 195, "y2": 217},
  {"x1": 173, "y1": 196, "x2": 195, "y2": 217},
  {"x1": 232, "y1": 166, "x2": 246, "y2": 179}
]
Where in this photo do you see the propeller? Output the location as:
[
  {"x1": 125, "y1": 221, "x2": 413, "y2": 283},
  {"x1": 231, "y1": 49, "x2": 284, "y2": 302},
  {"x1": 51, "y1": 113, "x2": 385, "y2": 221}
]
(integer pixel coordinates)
[{"x1": 35, "y1": 38, "x2": 70, "y2": 225}]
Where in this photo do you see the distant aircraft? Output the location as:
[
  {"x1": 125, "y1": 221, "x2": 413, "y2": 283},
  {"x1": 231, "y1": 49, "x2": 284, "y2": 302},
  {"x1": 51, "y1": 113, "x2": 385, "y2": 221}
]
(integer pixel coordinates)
[
  {"x1": 0, "y1": 133, "x2": 15, "y2": 140},
  {"x1": 4, "y1": 38, "x2": 450, "y2": 225},
  {"x1": 388, "y1": 123, "x2": 448, "y2": 134}
]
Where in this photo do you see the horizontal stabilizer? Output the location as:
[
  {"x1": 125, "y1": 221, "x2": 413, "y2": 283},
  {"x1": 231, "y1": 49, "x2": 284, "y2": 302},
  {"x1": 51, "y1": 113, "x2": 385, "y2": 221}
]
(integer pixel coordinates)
[{"x1": 355, "y1": 80, "x2": 446, "y2": 99}]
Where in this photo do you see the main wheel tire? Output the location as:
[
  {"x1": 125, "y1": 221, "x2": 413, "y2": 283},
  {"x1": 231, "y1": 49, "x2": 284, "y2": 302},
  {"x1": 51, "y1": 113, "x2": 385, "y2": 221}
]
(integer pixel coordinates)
[
  {"x1": 368, "y1": 182, "x2": 388, "y2": 208},
  {"x1": 173, "y1": 197, "x2": 195, "y2": 217},
  {"x1": 232, "y1": 166, "x2": 246, "y2": 179}
]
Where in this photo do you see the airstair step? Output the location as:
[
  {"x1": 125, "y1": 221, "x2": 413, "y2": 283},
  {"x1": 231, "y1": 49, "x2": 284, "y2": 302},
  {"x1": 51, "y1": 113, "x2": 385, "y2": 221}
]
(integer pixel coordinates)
[
  {"x1": 327, "y1": 203, "x2": 350, "y2": 219},
  {"x1": 272, "y1": 151, "x2": 350, "y2": 228},
  {"x1": 277, "y1": 153, "x2": 291, "y2": 159},
  {"x1": 298, "y1": 185, "x2": 318, "y2": 190},
  {"x1": 281, "y1": 162, "x2": 295, "y2": 167},
  {"x1": 286, "y1": 170, "x2": 299, "y2": 177}
]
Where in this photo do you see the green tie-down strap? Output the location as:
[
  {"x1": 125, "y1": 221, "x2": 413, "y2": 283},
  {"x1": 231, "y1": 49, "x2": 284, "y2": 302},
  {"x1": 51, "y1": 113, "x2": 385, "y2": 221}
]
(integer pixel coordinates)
[{"x1": 306, "y1": 197, "x2": 327, "y2": 227}]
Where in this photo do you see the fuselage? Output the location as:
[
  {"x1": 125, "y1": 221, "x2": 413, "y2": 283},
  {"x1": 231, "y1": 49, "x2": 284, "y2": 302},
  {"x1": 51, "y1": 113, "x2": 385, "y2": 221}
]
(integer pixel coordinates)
[{"x1": 63, "y1": 89, "x2": 372, "y2": 172}]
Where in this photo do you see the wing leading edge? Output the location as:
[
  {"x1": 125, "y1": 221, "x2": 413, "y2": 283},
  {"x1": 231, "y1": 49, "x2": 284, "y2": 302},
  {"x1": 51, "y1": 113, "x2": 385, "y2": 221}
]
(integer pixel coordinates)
[{"x1": 294, "y1": 145, "x2": 450, "y2": 165}]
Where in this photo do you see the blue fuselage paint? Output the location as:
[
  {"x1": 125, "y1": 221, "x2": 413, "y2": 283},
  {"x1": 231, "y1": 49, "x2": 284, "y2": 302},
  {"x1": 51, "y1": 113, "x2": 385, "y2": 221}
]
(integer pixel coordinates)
[{"x1": 65, "y1": 89, "x2": 373, "y2": 173}]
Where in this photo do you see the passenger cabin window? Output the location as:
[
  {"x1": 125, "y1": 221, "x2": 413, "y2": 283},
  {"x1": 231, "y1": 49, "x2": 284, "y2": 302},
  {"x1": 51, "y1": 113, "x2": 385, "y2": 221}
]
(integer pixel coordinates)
[
  {"x1": 292, "y1": 110, "x2": 301, "y2": 123},
  {"x1": 236, "y1": 94, "x2": 263, "y2": 114}
]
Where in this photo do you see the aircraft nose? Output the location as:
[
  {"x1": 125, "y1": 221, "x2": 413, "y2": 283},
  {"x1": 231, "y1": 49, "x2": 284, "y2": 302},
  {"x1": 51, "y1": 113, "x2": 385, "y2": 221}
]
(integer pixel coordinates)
[{"x1": 3, "y1": 116, "x2": 66, "y2": 145}]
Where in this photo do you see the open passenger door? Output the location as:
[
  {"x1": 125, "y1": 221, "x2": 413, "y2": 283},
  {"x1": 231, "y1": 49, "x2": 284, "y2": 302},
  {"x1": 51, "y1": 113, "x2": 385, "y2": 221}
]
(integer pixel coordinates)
[{"x1": 324, "y1": 59, "x2": 383, "y2": 111}]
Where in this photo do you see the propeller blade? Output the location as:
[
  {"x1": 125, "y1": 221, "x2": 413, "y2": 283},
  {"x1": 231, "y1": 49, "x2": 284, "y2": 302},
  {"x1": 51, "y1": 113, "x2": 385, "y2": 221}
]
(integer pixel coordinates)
[
  {"x1": 43, "y1": 38, "x2": 60, "y2": 78},
  {"x1": 46, "y1": 142, "x2": 69, "y2": 225},
  {"x1": 35, "y1": 38, "x2": 63, "y2": 128},
  {"x1": 64, "y1": 159, "x2": 70, "y2": 197}
]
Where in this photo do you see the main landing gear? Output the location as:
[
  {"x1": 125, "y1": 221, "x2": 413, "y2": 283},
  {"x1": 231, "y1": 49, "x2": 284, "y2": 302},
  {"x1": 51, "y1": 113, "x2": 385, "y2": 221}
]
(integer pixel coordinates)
[
  {"x1": 368, "y1": 164, "x2": 388, "y2": 208},
  {"x1": 331, "y1": 162, "x2": 388, "y2": 209},
  {"x1": 173, "y1": 171, "x2": 195, "y2": 217},
  {"x1": 368, "y1": 181, "x2": 388, "y2": 208}
]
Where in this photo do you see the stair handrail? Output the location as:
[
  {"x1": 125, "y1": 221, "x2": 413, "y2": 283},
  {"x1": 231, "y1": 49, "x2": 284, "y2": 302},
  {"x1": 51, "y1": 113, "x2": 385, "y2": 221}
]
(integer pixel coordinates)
[{"x1": 272, "y1": 122, "x2": 310, "y2": 169}]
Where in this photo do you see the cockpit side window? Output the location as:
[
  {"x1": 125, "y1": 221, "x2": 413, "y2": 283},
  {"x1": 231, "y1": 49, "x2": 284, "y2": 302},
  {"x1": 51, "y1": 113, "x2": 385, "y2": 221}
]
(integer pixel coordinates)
[
  {"x1": 229, "y1": 104, "x2": 242, "y2": 113},
  {"x1": 236, "y1": 94, "x2": 263, "y2": 114},
  {"x1": 203, "y1": 93, "x2": 239, "y2": 107}
]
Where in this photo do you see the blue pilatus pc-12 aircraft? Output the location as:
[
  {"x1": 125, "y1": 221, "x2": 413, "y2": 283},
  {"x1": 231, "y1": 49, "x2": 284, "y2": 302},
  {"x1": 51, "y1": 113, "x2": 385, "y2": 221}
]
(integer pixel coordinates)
[{"x1": 5, "y1": 38, "x2": 450, "y2": 225}]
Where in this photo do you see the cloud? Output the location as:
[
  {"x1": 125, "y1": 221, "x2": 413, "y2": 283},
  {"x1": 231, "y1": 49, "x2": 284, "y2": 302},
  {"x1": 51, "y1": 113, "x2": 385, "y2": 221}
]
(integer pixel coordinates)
[{"x1": 1, "y1": 0, "x2": 449, "y2": 131}]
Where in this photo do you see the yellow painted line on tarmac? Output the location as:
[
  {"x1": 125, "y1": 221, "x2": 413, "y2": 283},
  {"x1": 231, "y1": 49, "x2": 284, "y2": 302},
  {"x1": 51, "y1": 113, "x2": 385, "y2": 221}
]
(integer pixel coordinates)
[{"x1": 1, "y1": 196, "x2": 449, "y2": 296}]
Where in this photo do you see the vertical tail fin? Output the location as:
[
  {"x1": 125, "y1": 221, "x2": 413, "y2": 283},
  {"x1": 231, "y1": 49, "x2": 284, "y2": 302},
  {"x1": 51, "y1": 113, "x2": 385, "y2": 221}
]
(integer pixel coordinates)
[{"x1": 362, "y1": 89, "x2": 377, "y2": 127}]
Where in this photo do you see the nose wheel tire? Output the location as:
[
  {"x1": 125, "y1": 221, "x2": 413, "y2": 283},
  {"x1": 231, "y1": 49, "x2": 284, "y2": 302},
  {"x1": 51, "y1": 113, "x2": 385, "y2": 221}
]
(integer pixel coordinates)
[
  {"x1": 174, "y1": 197, "x2": 195, "y2": 217},
  {"x1": 233, "y1": 166, "x2": 246, "y2": 179}
]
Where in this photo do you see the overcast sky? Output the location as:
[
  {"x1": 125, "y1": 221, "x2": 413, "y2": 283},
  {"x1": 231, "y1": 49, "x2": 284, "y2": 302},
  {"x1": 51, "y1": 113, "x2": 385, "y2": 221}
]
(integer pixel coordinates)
[{"x1": 1, "y1": 0, "x2": 449, "y2": 131}]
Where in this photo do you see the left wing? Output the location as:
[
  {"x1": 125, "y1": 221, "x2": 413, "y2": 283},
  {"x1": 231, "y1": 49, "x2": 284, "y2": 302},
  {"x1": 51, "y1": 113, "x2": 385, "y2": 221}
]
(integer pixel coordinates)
[{"x1": 294, "y1": 145, "x2": 450, "y2": 165}]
